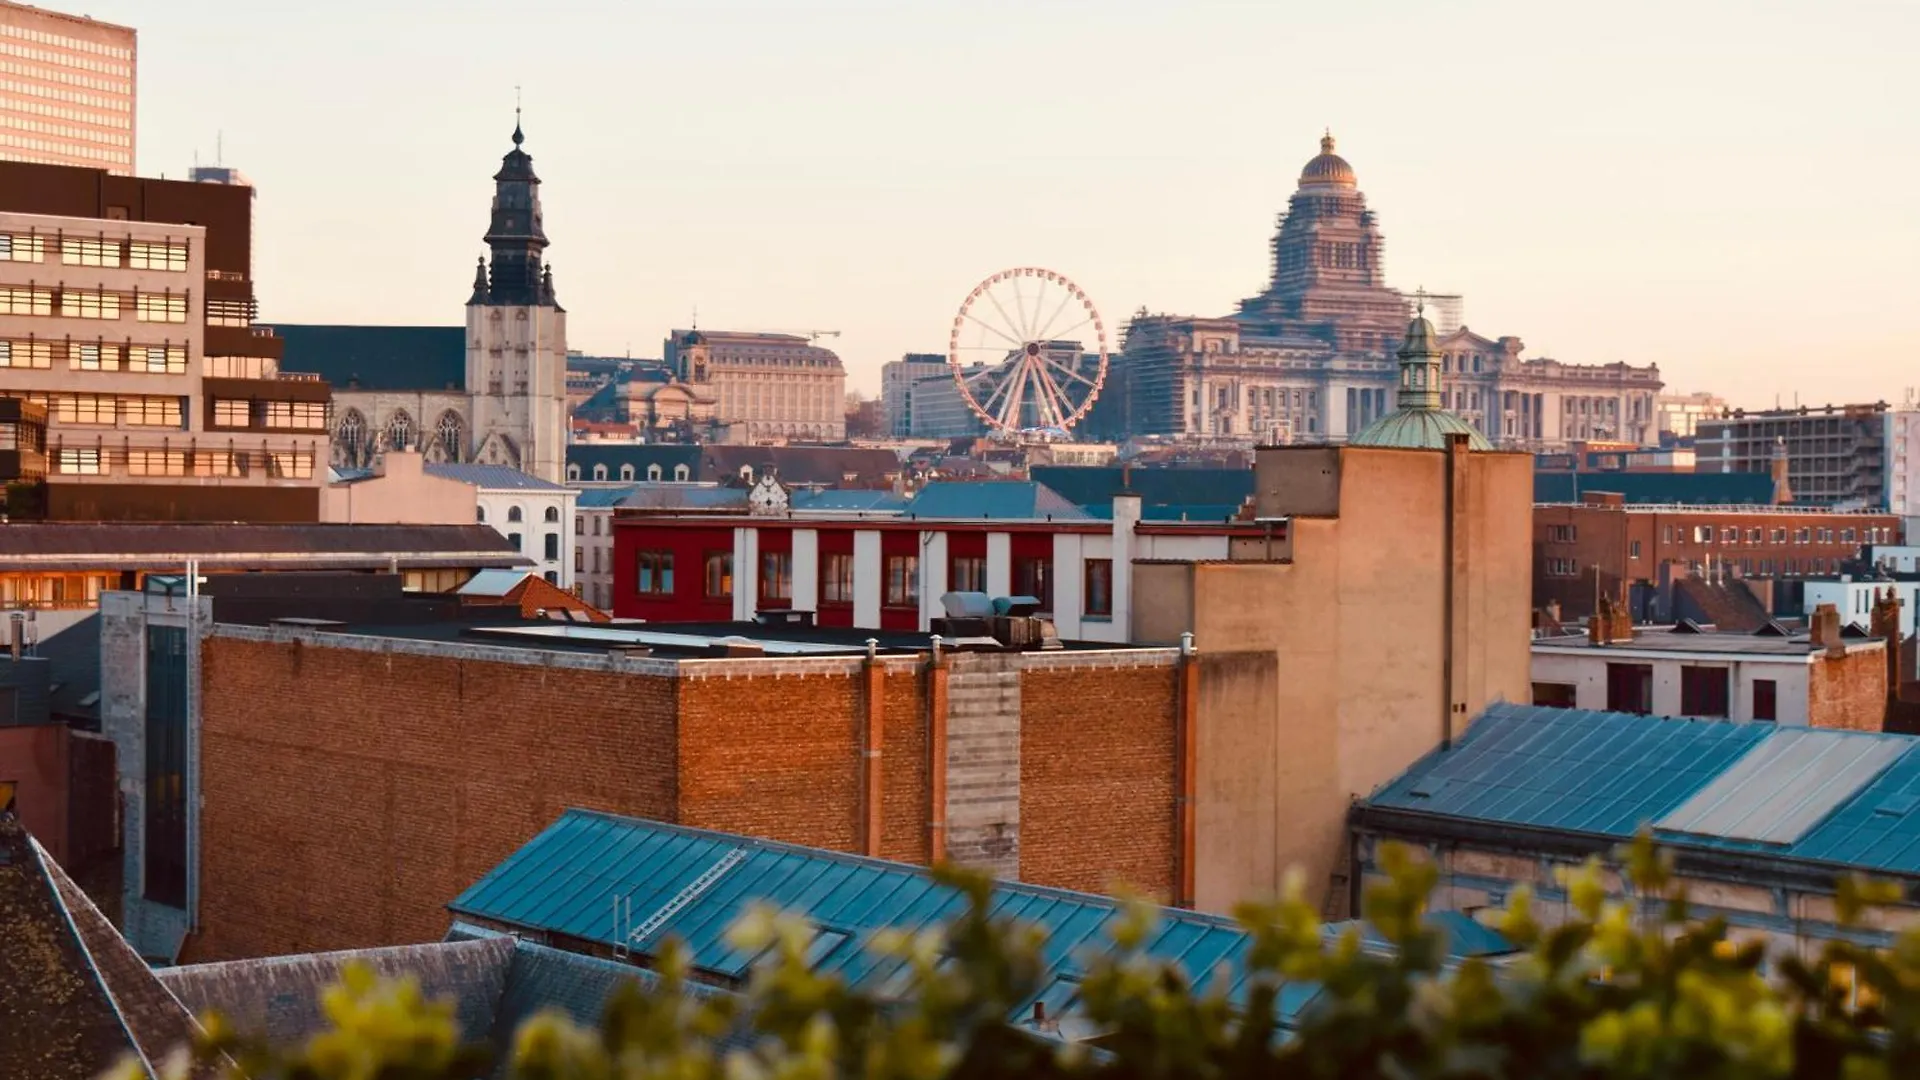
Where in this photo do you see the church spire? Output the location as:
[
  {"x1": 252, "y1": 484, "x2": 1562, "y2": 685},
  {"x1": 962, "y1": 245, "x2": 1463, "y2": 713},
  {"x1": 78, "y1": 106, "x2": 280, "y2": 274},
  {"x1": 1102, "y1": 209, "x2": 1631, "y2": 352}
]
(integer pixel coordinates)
[
  {"x1": 479, "y1": 110, "x2": 550, "y2": 306},
  {"x1": 467, "y1": 255, "x2": 488, "y2": 306}
]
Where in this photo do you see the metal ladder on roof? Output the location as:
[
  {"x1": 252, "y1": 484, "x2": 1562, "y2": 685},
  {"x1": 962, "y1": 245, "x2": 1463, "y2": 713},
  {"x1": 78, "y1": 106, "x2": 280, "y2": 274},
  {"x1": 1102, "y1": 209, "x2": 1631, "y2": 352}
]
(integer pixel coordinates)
[{"x1": 614, "y1": 846, "x2": 748, "y2": 960}]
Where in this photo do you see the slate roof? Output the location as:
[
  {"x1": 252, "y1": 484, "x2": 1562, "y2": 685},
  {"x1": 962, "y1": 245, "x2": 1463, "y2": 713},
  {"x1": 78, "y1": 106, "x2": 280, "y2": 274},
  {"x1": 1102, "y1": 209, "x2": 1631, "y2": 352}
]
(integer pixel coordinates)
[
  {"x1": 1030, "y1": 466, "x2": 1253, "y2": 515},
  {"x1": 901, "y1": 481, "x2": 1089, "y2": 521},
  {"x1": 791, "y1": 489, "x2": 909, "y2": 513},
  {"x1": 1364, "y1": 703, "x2": 1920, "y2": 877},
  {"x1": 704, "y1": 445, "x2": 902, "y2": 489},
  {"x1": 449, "y1": 810, "x2": 1512, "y2": 1035},
  {"x1": 0, "y1": 523, "x2": 527, "y2": 572},
  {"x1": 1533, "y1": 471, "x2": 1777, "y2": 506},
  {"x1": 423, "y1": 463, "x2": 571, "y2": 492},
  {"x1": 267, "y1": 324, "x2": 467, "y2": 392},
  {"x1": 567, "y1": 444, "x2": 704, "y2": 478},
  {"x1": 0, "y1": 811, "x2": 207, "y2": 1078},
  {"x1": 575, "y1": 485, "x2": 642, "y2": 509}
]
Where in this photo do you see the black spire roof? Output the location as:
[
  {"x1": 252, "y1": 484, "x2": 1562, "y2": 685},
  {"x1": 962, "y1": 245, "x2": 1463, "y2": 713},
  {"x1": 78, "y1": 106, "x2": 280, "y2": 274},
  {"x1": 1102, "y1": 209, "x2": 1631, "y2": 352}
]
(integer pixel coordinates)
[{"x1": 474, "y1": 114, "x2": 553, "y2": 307}]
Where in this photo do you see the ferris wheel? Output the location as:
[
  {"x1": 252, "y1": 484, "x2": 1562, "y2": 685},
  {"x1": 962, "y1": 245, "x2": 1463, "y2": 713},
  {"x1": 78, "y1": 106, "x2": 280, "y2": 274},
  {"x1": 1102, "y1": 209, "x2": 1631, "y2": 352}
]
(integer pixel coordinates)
[{"x1": 947, "y1": 267, "x2": 1108, "y2": 437}]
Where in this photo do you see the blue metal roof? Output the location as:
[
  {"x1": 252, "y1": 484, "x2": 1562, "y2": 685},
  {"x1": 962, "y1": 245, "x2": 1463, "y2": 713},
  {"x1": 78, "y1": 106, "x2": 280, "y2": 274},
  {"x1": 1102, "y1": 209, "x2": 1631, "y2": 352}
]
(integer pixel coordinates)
[
  {"x1": 1533, "y1": 472, "x2": 1776, "y2": 506},
  {"x1": 793, "y1": 490, "x2": 910, "y2": 513},
  {"x1": 449, "y1": 811, "x2": 1513, "y2": 1031},
  {"x1": 574, "y1": 486, "x2": 642, "y2": 509},
  {"x1": 901, "y1": 481, "x2": 1090, "y2": 521},
  {"x1": 423, "y1": 463, "x2": 571, "y2": 491},
  {"x1": 1369, "y1": 703, "x2": 1920, "y2": 877}
]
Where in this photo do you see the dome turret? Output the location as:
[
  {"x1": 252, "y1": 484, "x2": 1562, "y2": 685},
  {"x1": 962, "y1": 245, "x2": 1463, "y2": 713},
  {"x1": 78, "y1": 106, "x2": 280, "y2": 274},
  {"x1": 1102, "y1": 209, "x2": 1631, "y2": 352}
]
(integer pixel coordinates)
[{"x1": 1299, "y1": 131, "x2": 1356, "y2": 189}]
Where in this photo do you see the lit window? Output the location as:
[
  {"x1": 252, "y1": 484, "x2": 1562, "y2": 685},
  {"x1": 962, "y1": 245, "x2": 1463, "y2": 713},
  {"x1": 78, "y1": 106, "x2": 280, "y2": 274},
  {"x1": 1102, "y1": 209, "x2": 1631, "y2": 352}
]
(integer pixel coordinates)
[
  {"x1": 0, "y1": 233, "x2": 46, "y2": 263},
  {"x1": 0, "y1": 340, "x2": 53, "y2": 368},
  {"x1": 950, "y1": 555, "x2": 986, "y2": 592},
  {"x1": 59, "y1": 288, "x2": 119, "y2": 319},
  {"x1": 192, "y1": 452, "x2": 242, "y2": 477},
  {"x1": 127, "y1": 240, "x2": 188, "y2": 271},
  {"x1": 704, "y1": 552, "x2": 733, "y2": 598},
  {"x1": 205, "y1": 298, "x2": 252, "y2": 327},
  {"x1": 134, "y1": 292, "x2": 187, "y2": 323},
  {"x1": 132, "y1": 345, "x2": 186, "y2": 374},
  {"x1": 126, "y1": 450, "x2": 187, "y2": 476},
  {"x1": 55, "y1": 447, "x2": 100, "y2": 474},
  {"x1": 212, "y1": 399, "x2": 249, "y2": 427},
  {"x1": 59, "y1": 237, "x2": 119, "y2": 267},
  {"x1": 266, "y1": 451, "x2": 314, "y2": 479},
  {"x1": 263, "y1": 401, "x2": 327, "y2": 430}
]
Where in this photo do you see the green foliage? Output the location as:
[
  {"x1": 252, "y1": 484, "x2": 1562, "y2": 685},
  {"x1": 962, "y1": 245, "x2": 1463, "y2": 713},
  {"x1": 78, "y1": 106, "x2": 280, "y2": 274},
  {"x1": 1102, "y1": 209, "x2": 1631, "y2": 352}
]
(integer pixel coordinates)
[{"x1": 114, "y1": 835, "x2": 1920, "y2": 1080}]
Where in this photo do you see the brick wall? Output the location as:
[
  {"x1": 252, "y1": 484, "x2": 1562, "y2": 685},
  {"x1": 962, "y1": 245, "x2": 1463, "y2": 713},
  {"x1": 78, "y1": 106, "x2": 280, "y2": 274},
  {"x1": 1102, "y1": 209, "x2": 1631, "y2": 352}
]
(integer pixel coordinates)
[
  {"x1": 880, "y1": 669, "x2": 931, "y2": 864},
  {"x1": 1018, "y1": 663, "x2": 1177, "y2": 899},
  {"x1": 1808, "y1": 646, "x2": 1889, "y2": 732},
  {"x1": 192, "y1": 635, "x2": 679, "y2": 961}
]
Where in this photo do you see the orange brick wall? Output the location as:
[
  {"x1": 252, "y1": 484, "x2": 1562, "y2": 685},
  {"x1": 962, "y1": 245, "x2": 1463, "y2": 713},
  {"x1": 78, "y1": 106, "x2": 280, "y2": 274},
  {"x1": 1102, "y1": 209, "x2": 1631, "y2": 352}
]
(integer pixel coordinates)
[
  {"x1": 1809, "y1": 647, "x2": 1889, "y2": 732},
  {"x1": 1017, "y1": 665, "x2": 1177, "y2": 899},
  {"x1": 192, "y1": 636, "x2": 679, "y2": 961},
  {"x1": 676, "y1": 671, "x2": 863, "y2": 850},
  {"x1": 880, "y1": 669, "x2": 931, "y2": 864}
]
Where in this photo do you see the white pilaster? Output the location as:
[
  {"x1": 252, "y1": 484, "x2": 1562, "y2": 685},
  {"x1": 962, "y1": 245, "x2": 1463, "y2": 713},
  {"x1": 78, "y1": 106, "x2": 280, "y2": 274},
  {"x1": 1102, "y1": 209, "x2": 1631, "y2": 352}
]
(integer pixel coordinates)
[
  {"x1": 1051, "y1": 532, "x2": 1084, "y2": 638},
  {"x1": 920, "y1": 531, "x2": 948, "y2": 631},
  {"x1": 792, "y1": 529, "x2": 819, "y2": 613},
  {"x1": 733, "y1": 527, "x2": 758, "y2": 621},
  {"x1": 986, "y1": 532, "x2": 1011, "y2": 598},
  {"x1": 853, "y1": 530, "x2": 883, "y2": 629},
  {"x1": 1111, "y1": 493, "x2": 1140, "y2": 643}
]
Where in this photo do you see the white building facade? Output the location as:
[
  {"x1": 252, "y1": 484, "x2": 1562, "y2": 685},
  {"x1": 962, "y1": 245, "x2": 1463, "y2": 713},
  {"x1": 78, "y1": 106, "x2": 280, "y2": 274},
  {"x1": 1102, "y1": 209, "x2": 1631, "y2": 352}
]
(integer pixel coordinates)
[{"x1": 435, "y1": 463, "x2": 577, "y2": 588}]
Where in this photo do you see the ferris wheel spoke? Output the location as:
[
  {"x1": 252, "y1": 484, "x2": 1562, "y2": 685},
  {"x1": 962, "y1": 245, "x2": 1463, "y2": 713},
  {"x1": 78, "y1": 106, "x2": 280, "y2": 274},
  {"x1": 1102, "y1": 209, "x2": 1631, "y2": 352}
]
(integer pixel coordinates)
[
  {"x1": 980, "y1": 290, "x2": 1027, "y2": 348},
  {"x1": 1044, "y1": 314, "x2": 1095, "y2": 343},
  {"x1": 1043, "y1": 354, "x2": 1100, "y2": 389},
  {"x1": 1037, "y1": 366, "x2": 1079, "y2": 426},
  {"x1": 1011, "y1": 277, "x2": 1034, "y2": 342},
  {"x1": 1034, "y1": 287, "x2": 1077, "y2": 343},
  {"x1": 961, "y1": 311, "x2": 1021, "y2": 347}
]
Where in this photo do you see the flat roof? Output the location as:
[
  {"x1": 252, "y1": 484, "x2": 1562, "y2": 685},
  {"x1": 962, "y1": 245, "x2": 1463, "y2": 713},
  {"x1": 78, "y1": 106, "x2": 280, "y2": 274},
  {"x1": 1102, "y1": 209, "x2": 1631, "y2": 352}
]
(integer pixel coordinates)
[{"x1": 1532, "y1": 628, "x2": 1879, "y2": 658}]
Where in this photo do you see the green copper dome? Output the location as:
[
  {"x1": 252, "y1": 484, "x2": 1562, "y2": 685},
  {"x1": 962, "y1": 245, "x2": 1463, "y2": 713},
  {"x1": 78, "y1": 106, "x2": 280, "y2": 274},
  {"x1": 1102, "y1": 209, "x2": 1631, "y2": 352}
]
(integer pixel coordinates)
[
  {"x1": 1351, "y1": 407, "x2": 1492, "y2": 450},
  {"x1": 1350, "y1": 306, "x2": 1493, "y2": 451}
]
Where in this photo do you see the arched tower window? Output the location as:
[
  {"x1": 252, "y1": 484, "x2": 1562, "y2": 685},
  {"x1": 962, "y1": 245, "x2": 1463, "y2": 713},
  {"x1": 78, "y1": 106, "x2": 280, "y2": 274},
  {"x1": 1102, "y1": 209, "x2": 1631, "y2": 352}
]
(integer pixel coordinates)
[
  {"x1": 436, "y1": 410, "x2": 466, "y2": 463},
  {"x1": 507, "y1": 505, "x2": 524, "y2": 523},
  {"x1": 336, "y1": 409, "x2": 368, "y2": 467},
  {"x1": 543, "y1": 506, "x2": 559, "y2": 523},
  {"x1": 385, "y1": 410, "x2": 414, "y2": 452}
]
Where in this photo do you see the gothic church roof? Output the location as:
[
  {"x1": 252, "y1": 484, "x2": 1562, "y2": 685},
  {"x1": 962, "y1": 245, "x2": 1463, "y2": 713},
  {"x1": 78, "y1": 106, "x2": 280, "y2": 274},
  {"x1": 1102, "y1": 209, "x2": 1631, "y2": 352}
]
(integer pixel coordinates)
[{"x1": 267, "y1": 324, "x2": 467, "y2": 392}]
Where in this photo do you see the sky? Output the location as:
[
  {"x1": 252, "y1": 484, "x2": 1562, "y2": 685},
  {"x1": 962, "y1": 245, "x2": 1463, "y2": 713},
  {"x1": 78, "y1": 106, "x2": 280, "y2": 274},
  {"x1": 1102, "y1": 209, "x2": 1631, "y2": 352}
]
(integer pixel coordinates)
[{"x1": 86, "y1": 0, "x2": 1919, "y2": 401}]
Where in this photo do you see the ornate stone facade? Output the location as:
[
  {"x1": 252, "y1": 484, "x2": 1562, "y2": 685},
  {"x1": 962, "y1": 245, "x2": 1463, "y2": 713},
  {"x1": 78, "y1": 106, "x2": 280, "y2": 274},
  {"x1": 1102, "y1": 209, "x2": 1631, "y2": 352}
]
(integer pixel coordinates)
[
  {"x1": 663, "y1": 329, "x2": 846, "y2": 444},
  {"x1": 321, "y1": 119, "x2": 568, "y2": 482},
  {"x1": 1106, "y1": 134, "x2": 1661, "y2": 450}
]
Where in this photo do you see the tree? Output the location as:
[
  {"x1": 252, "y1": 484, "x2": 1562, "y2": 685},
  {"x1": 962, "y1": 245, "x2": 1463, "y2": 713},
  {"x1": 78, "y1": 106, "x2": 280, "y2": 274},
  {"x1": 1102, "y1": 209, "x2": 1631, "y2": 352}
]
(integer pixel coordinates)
[
  {"x1": 845, "y1": 390, "x2": 885, "y2": 440},
  {"x1": 112, "y1": 834, "x2": 1920, "y2": 1080}
]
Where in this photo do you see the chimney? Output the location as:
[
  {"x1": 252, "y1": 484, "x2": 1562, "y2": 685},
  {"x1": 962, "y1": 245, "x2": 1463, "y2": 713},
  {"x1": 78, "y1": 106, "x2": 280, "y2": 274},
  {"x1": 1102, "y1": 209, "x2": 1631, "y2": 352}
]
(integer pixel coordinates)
[
  {"x1": 1809, "y1": 602, "x2": 1842, "y2": 654},
  {"x1": 1771, "y1": 437, "x2": 1793, "y2": 505}
]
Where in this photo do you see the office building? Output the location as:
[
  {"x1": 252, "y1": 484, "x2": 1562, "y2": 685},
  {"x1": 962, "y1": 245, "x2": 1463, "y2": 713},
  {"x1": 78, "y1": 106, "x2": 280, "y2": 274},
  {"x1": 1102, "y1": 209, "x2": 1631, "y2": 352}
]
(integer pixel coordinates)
[
  {"x1": 0, "y1": 160, "x2": 328, "y2": 521},
  {"x1": 0, "y1": 1, "x2": 134, "y2": 174},
  {"x1": 1694, "y1": 403, "x2": 1890, "y2": 509},
  {"x1": 880, "y1": 352, "x2": 946, "y2": 436}
]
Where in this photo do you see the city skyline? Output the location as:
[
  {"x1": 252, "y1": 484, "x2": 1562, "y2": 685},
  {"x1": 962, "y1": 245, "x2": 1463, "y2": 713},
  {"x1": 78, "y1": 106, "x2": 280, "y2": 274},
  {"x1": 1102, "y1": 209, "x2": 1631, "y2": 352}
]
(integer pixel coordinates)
[{"x1": 77, "y1": 0, "x2": 1920, "y2": 403}]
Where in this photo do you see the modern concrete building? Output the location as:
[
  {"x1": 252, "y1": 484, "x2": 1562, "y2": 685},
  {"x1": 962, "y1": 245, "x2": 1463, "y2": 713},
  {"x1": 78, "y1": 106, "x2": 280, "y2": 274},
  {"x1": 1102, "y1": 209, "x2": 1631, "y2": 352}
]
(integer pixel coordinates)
[
  {"x1": 1694, "y1": 402, "x2": 1891, "y2": 509},
  {"x1": 0, "y1": 1, "x2": 135, "y2": 175},
  {"x1": 1108, "y1": 134, "x2": 1661, "y2": 448},
  {"x1": 879, "y1": 352, "x2": 946, "y2": 436},
  {"x1": 0, "y1": 161, "x2": 329, "y2": 521},
  {"x1": 268, "y1": 120, "x2": 569, "y2": 484},
  {"x1": 1657, "y1": 390, "x2": 1727, "y2": 442},
  {"x1": 663, "y1": 329, "x2": 846, "y2": 443}
]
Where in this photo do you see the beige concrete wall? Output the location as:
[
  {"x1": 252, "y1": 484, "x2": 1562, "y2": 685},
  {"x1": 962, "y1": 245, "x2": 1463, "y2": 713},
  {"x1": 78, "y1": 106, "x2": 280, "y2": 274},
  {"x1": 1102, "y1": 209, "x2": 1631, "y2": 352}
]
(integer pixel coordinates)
[
  {"x1": 320, "y1": 451, "x2": 477, "y2": 524},
  {"x1": 1187, "y1": 444, "x2": 1533, "y2": 914},
  {"x1": 1130, "y1": 562, "x2": 1196, "y2": 646}
]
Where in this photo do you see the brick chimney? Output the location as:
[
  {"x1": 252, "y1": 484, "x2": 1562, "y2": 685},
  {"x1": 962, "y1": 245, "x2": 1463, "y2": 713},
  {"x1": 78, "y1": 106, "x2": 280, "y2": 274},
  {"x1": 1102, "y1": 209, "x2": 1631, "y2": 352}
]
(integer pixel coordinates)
[
  {"x1": 1588, "y1": 592, "x2": 1634, "y2": 645},
  {"x1": 1809, "y1": 602, "x2": 1843, "y2": 655},
  {"x1": 1872, "y1": 586, "x2": 1904, "y2": 696}
]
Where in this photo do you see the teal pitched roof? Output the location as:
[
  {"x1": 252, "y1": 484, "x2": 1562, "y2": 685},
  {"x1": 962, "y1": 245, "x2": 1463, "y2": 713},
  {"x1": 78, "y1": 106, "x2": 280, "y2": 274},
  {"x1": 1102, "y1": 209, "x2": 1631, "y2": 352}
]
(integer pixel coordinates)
[
  {"x1": 267, "y1": 324, "x2": 466, "y2": 391},
  {"x1": 1533, "y1": 472, "x2": 1777, "y2": 506},
  {"x1": 1366, "y1": 703, "x2": 1920, "y2": 877},
  {"x1": 449, "y1": 811, "x2": 1513, "y2": 1033},
  {"x1": 902, "y1": 481, "x2": 1089, "y2": 521}
]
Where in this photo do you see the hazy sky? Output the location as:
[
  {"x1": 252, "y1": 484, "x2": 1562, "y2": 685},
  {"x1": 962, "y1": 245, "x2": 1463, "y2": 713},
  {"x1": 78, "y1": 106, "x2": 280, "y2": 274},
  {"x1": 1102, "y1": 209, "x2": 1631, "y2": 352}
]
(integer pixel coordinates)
[{"x1": 87, "y1": 0, "x2": 1917, "y2": 400}]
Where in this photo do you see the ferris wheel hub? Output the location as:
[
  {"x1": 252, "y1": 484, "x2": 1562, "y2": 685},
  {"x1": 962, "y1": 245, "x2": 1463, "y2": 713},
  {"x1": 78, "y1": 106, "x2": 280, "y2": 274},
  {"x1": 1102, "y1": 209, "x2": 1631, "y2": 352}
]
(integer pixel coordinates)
[{"x1": 948, "y1": 266, "x2": 1108, "y2": 438}]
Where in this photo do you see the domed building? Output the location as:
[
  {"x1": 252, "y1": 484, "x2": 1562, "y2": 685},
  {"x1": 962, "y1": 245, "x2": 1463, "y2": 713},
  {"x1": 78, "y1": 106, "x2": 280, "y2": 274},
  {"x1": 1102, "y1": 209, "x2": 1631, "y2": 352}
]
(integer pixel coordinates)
[
  {"x1": 1104, "y1": 133, "x2": 1661, "y2": 450},
  {"x1": 1351, "y1": 308, "x2": 1492, "y2": 450}
]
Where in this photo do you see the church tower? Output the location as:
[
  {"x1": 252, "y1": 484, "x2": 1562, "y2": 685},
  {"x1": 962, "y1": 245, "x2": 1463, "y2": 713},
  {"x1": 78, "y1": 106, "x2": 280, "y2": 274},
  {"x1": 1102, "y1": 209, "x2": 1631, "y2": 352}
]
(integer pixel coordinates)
[{"x1": 465, "y1": 115, "x2": 568, "y2": 483}]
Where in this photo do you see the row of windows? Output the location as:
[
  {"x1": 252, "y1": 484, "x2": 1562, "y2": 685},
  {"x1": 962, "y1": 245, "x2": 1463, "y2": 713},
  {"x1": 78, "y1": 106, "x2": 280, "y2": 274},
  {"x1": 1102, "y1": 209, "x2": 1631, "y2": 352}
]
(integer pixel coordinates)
[
  {"x1": 0, "y1": 56, "x2": 131, "y2": 93},
  {"x1": 0, "y1": 76, "x2": 131, "y2": 113},
  {"x1": 0, "y1": 340, "x2": 187, "y2": 373},
  {"x1": 0, "y1": 22, "x2": 134, "y2": 60},
  {"x1": 0, "y1": 34, "x2": 133, "y2": 72},
  {"x1": 1660, "y1": 524, "x2": 1889, "y2": 546},
  {"x1": 0, "y1": 129, "x2": 129, "y2": 163},
  {"x1": 205, "y1": 355, "x2": 278, "y2": 379},
  {"x1": 4, "y1": 390, "x2": 183, "y2": 427},
  {"x1": 476, "y1": 504, "x2": 563, "y2": 525},
  {"x1": 0, "y1": 112, "x2": 130, "y2": 146},
  {"x1": 569, "y1": 461, "x2": 693, "y2": 482},
  {"x1": 210, "y1": 399, "x2": 327, "y2": 431},
  {"x1": 0, "y1": 418, "x2": 43, "y2": 452},
  {"x1": 0, "y1": 287, "x2": 188, "y2": 322},
  {"x1": 0, "y1": 233, "x2": 189, "y2": 270},
  {"x1": 0, "y1": 92, "x2": 125, "y2": 129},
  {"x1": 53, "y1": 447, "x2": 314, "y2": 478},
  {"x1": 630, "y1": 550, "x2": 1113, "y2": 618},
  {"x1": 205, "y1": 298, "x2": 252, "y2": 327}
]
